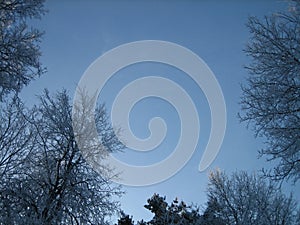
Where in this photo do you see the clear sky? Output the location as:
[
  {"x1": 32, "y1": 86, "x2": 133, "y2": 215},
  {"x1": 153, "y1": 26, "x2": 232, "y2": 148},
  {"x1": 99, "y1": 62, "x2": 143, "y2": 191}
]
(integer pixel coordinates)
[{"x1": 21, "y1": 0, "x2": 299, "y2": 222}]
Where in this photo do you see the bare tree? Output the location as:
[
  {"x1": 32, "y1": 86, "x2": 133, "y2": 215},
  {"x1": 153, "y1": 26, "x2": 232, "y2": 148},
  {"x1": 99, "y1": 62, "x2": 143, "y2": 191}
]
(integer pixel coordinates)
[
  {"x1": 0, "y1": 0, "x2": 46, "y2": 100},
  {"x1": 0, "y1": 97, "x2": 37, "y2": 224},
  {"x1": 207, "y1": 170, "x2": 299, "y2": 225},
  {"x1": 240, "y1": 0, "x2": 300, "y2": 183},
  {"x1": 0, "y1": 97, "x2": 34, "y2": 180},
  {"x1": 0, "y1": 90, "x2": 125, "y2": 225}
]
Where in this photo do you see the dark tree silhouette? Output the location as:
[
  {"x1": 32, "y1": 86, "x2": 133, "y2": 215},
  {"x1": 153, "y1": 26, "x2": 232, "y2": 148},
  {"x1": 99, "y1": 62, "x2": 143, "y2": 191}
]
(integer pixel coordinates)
[
  {"x1": 0, "y1": 0, "x2": 46, "y2": 100},
  {"x1": 0, "y1": 90, "x2": 124, "y2": 224},
  {"x1": 207, "y1": 170, "x2": 299, "y2": 224},
  {"x1": 116, "y1": 212, "x2": 134, "y2": 225},
  {"x1": 201, "y1": 197, "x2": 226, "y2": 225},
  {"x1": 240, "y1": 0, "x2": 300, "y2": 183},
  {"x1": 117, "y1": 194, "x2": 202, "y2": 225}
]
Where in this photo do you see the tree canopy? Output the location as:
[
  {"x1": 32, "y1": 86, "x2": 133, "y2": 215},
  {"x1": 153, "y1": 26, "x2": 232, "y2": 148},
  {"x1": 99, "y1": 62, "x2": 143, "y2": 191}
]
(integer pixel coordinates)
[
  {"x1": 207, "y1": 170, "x2": 299, "y2": 225},
  {"x1": 116, "y1": 170, "x2": 299, "y2": 225},
  {"x1": 0, "y1": 0, "x2": 46, "y2": 100},
  {"x1": 0, "y1": 1, "x2": 124, "y2": 224},
  {"x1": 0, "y1": 90, "x2": 125, "y2": 224},
  {"x1": 240, "y1": 0, "x2": 300, "y2": 183}
]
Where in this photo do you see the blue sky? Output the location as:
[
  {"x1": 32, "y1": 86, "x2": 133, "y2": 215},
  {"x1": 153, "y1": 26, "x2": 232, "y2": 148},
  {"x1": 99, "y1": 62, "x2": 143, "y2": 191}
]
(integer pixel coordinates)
[{"x1": 21, "y1": 0, "x2": 299, "y2": 222}]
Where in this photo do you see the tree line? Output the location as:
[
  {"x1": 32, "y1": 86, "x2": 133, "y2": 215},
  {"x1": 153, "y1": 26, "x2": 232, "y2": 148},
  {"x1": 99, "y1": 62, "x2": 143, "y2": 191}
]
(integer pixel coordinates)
[{"x1": 117, "y1": 170, "x2": 299, "y2": 225}]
